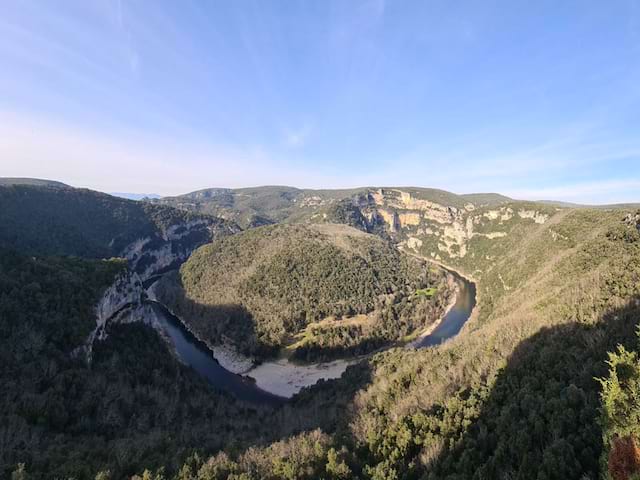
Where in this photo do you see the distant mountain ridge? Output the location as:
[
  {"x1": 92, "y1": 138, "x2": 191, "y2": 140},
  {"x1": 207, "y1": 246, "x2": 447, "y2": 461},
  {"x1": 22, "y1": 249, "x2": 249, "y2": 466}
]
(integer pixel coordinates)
[
  {"x1": 0, "y1": 182, "x2": 236, "y2": 258},
  {"x1": 150, "y1": 185, "x2": 512, "y2": 228},
  {"x1": 110, "y1": 192, "x2": 162, "y2": 200},
  {"x1": 0, "y1": 177, "x2": 69, "y2": 188},
  {"x1": 3, "y1": 177, "x2": 640, "y2": 479}
]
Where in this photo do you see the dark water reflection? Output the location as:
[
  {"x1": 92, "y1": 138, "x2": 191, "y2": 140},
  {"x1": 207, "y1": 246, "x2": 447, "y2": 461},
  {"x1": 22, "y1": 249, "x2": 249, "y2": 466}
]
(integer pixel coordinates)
[
  {"x1": 149, "y1": 273, "x2": 476, "y2": 404},
  {"x1": 415, "y1": 273, "x2": 477, "y2": 348},
  {"x1": 150, "y1": 302, "x2": 285, "y2": 406}
]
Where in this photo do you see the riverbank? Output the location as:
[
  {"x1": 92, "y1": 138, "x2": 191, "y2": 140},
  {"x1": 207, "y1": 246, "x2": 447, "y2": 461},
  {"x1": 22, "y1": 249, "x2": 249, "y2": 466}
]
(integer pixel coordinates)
[
  {"x1": 144, "y1": 249, "x2": 477, "y2": 400},
  {"x1": 225, "y1": 269, "x2": 468, "y2": 397},
  {"x1": 245, "y1": 357, "x2": 356, "y2": 398},
  {"x1": 406, "y1": 278, "x2": 459, "y2": 349},
  {"x1": 400, "y1": 247, "x2": 480, "y2": 329}
]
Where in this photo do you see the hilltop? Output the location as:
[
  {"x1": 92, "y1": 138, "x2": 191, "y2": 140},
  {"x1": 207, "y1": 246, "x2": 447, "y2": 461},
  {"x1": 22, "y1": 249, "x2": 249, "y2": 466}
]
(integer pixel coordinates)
[
  {"x1": 150, "y1": 185, "x2": 511, "y2": 228},
  {"x1": 0, "y1": 183, "x2": 235, "y2": 259},
  {"x1": 0, "y1": 177, "x2": 69, "y2": 188},
  {"x1": 156, "y1": 223, "x2": 451, "y2": 361}
]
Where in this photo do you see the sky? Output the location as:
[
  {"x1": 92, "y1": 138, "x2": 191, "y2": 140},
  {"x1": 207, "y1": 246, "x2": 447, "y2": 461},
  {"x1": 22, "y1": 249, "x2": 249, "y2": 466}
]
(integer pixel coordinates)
[{"x1": 1, "y1": 0, "x2": 639, "y2": 203}]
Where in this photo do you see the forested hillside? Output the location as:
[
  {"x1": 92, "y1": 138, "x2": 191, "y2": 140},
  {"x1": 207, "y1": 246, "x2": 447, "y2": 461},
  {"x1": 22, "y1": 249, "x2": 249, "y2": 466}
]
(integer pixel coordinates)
[
  {"x1": 0, "y1": 177, "x2": 70, "y2": 188},
  {"x1": 156, "y1": 208, "x2": 640, "y2": 480},
  {"x1": 0, "y1": 248, "x2": 371, "y2": 480},
  {"x1": 156, "y1": 223, "x2": 450, "y2": 361},
  {"x1": 150, "y1": 186, "x2": 509, "y2": 229},
  {"x1": 4, "y1": 181, "x2": 640, "y2": 480},
  {"x1": 0, "y1": 184, "x2": 231, "y2": 258}
]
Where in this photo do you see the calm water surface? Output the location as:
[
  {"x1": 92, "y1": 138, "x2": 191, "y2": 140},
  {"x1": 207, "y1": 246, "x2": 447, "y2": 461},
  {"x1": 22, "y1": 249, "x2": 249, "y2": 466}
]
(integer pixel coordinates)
[{"x1": 151, "y1": 273, "x2": 476, "y2": 404}]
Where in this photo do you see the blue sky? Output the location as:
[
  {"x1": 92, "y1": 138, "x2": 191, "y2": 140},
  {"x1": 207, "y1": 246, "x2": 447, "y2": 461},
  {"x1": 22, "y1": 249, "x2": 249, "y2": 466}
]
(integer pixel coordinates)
[{"x1": 1, "y1": 0, "x2": 639, "y2": 203}]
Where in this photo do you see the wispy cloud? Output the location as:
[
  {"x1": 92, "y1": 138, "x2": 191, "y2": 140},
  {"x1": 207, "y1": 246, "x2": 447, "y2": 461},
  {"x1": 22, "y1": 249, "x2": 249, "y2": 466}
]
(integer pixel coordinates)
[
  {"x1": 375, "y1": 116, "x2": 640, "y2": 196},
  {"x1": 504, "y1": 179, "x2": 640, "y2": 204},
  {"x1": 283, "y1": 124, "x2": 312, "y2": 148},
  {"x1": 0, "y1": 111, "x2": 335, "y2": 195},
  {"x1": 112, "y1": 0, "x2": 140, "y2": 75}
]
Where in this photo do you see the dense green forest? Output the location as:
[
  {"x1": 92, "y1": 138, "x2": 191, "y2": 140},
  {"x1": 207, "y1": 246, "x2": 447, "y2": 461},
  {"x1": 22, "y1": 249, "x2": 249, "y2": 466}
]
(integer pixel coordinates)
[
  {"x1": 0, "y1": 250, "x2": 260, "y2": 478},
  {"x1": 1, "y1": 248, "x2": 375, "y2": 479},
  {"x1": 155, "y1": 223, "x2": 450, "y2": 360},
  {"x1": 0, "y1": 185, "x2": 230, "y2": 258},
  {"x1": 143, "y1": 208, "x2": 640, "y2": 480},
  {"x1": 4, "y1": 183, "x2": 640, "y2": 480}
]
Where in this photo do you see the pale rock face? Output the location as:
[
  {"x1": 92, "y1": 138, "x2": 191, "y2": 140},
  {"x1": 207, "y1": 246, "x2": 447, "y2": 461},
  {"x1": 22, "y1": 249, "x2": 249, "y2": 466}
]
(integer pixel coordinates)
[
  {"x1": 367, "y1": 189, "x2": 462, "y2": 225},
  {"x1": 397, "y1": 191, "x2": 451, "y2": 216},
  {"x1": 483, "y1": 210, "x2": 500, "y2": 220},
  {"x1": 371, "y1": 189, "x2": 386, "y2": 206},
  {"x1": 82, "y1": 271, "x2": 149, "y2": 361},
  {"x1": 465, "y1": 217, "x2": 474, "y2": 238},
  {"x1": 441, "y1": 222, "x2": 468, "y2": 258},
  {"x1": 359, "y1": 189, "x2": 534, "y2": 260},
  {"x1": 95, "y1": 271, "x2": 145, "y2": 330},
  {"x1": 377, "y1": 209, "x2": 400, "y2": 232},
  {"x1": 483, "y1": 208, "x2": 514, "y2": 222},
  {"x1": 483, "y1": 232, "x2": 507, "y2": 239},
  {"x1": 517, "y1": 209, "x2": 549, "y2": 224},
  {"x1": 83, "y1": 218, "x2": 231, "y2": 360},
  {"x1": 407, "y1": 237, "x2": 423, "y2": 250},
  {"x1": 399, "y1": 212, "x2": 422, "y2": 226},
  {"x1": 299, "y1": 196, "x2": 327, "y2": 207},
  {"x1": 623, "y1": 212, "x2": 640, "y2": 231}
]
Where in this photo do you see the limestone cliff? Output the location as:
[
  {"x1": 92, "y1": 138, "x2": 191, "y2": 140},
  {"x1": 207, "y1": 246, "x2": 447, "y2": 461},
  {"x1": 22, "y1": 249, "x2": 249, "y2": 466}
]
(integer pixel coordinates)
[
  {"x1": 322, "y1": 188, "x2": 555, "y2": 263},
  {"x1": 82, "y1": 216, "x2": 238, "y2": 359}
]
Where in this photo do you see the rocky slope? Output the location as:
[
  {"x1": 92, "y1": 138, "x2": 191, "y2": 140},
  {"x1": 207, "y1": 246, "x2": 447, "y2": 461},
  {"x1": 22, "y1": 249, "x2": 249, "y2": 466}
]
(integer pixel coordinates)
[
  {"x1": 150, "y1": 185, "x2": 550, "y2": 268},
  {"x1": 82, "y1": 214, "x2": 238, "y2": 358},
  {"x1": 0, "y1": 183, "x2": 239, "y2": 358},
  {"x1": 150, "y1": 185, "x2": 510, "y2": 229}
]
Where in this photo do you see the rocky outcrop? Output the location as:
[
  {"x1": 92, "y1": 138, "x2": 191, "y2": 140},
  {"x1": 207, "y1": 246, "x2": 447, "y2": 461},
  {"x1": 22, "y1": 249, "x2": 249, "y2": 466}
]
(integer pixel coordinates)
[
  {"x1": 517, "y1": 209, "x2": 549, "y2": 224},
  {"x1": 407, "y1": 237, "x2": 423, "y2": 249},
  {"x1": 624, "y1": 211, "x2": 640, "y2": 232},
  {"x1": 95, "y1": 270, "x2": 145, "y2": 332},
  {"x1": 355, "y1": 191, "x2": 557, "y2": 261},
  {"x1": 399, "y1": 212, "x2": 422, "y2": 227},
  {"x1": 82, "y1": 216, "x2": 237, "y2": 361},
  {"x1": 377, "y1": 209, "x2": 400, "y2": 232},
  {"x1": 79, "y1": 270, "x2": 148, "y2": 361},
  {"x1": 483, "y1": 207, "x2": 514, "y2": 222}
]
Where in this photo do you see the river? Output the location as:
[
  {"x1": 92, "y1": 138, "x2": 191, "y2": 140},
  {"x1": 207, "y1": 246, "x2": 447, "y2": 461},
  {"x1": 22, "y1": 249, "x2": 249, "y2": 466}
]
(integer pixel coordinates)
[
  {"x1": 413, "y1": 270, "x2": 476, "y2": 348},
  {"x1": 151, "y1": 302, "x2": 286, "y2": 406},
  {"x1": 151, "y1": 268, "x2": 476, "y2": 404}
]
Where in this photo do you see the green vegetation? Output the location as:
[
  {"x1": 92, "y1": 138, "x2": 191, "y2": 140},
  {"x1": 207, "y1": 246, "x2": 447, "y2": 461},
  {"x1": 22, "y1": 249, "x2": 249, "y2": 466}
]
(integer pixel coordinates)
[
  {"x1": 0, "y1": 184, "x2": 231, "y2": 258},
  {"x1": 598, "y1": 327, "x2": 640, "y2": 480},
  {"x1": 150, "y1": 186, "x2": 511, "y2": 229},
  {"x1": 1, "y1": 248, "x2": 363, "y2": 479},
  {"x1": 151, "y1": 186, "x2": 360, "y2": 228},
  {"x1": 415, "y1": 287, "x2": 437, "y2": 297},
  {"x1": 7, "y1": 182, "x2": 640, "y2": 480},
  {"x1": 0, "y1": 177, "x2": 69, "y2": 188},
  {"x1": 157, "y1": 223, "x2": 450, "y2": 360},
  {"x1": 0, "y1": 250, "x2": 248, "y2": 478},
  {"x1": 148, "y1": 207, "x2": 640, "y2": 480}
]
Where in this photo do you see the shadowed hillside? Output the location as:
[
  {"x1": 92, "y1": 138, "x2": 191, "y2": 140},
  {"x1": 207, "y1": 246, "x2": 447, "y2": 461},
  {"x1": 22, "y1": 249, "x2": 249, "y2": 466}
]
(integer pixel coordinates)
[
  {"x1": 151, "y1": 206, "x2": 640, "y2": 479},
  {"x1": 0, "y1": 184, "x2": 234, "y2": 258}
]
